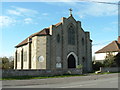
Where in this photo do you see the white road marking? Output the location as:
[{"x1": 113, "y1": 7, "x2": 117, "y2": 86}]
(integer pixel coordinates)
[
  {"x1": 60, "y1": 83, "x2": 96, "y2": 88},
  {"x1": 60, "y1": 85, "x2": 83, "y2": 88}
]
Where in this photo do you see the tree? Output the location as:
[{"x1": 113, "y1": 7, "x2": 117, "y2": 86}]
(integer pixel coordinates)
[
  {"x1": 103, "y1": 53, "x2": 117, "y2": 67},
  {"x1": 0, "y1": 56, "x2": 14, "y2": 70},
  {"x1": 92, "y1": 61, "x2": 104, "y2": 71},
  {"x1": 114, "y1": 52, "x2": 120, "y2": 67},
  {"x1": 1, "y1": 57, "x2": 9, "y2": 69}
]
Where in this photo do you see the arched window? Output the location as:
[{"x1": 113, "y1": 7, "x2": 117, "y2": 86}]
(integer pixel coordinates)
[
  {"x1": 82, "y1": 38, "x2": 84, "y2": 45},
  {"x1": 82, "y1": 57, "x2": 85, "y2": 62},
  {"x1": 68, "y1": 25, "x2": 75, "y2": 45},
  {"x1": 57, "y1": 34, "x2": 60, "y2": 43}
]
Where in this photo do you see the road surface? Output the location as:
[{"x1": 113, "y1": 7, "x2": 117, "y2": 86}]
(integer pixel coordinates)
[{"x1": 2, "y1": 73, "x2": 119, "y2": 88}]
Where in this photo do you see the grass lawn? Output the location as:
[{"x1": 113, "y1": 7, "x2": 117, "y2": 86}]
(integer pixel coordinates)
[
  {"x1": 1, "y1": 72, "x2": 119, "y2": 80},
  {"x1": 1, "y1": 74, "x2": 86, "y2": 80}
]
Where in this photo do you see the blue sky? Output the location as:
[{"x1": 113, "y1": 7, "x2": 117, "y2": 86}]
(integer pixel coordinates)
[{"x1": 1, "y1": 1, "x2": 118, "y2": 57}]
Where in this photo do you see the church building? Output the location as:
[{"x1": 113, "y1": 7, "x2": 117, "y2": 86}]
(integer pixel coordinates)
[{"x1": 14, "y1": 11, "x2": 92, "y2": 72}]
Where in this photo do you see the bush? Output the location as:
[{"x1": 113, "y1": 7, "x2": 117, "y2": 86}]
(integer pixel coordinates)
[
  {"x1": 76, "y1": 64, "x2": 83, "y2": 69},
  {"x1": 114, "y1": 52, "x2": 120, "y2": 67},
  {"x1": 92, "y1": 61, "x2": 104, "y2": 71}
]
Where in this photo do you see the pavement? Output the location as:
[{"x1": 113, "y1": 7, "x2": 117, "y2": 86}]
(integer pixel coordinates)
[{"x1": 1, "y1": 73, "x2": 119, "y2": 88}]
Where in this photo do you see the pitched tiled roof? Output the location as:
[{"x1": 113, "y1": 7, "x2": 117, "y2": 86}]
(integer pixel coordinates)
[
  {"x1": 95, "y1": 41, "x2": 120, "y2": 53},
  {"x1": 15, "y1": 22, "x2": 62, "y2": 48},
  {"x1": 15, "y1": 28, "x2": 50, "y2": 48}
]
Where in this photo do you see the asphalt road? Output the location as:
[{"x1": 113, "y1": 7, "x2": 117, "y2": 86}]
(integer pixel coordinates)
[{"x1": 2, "y1": 73, "x2": 119, "y2": 88}]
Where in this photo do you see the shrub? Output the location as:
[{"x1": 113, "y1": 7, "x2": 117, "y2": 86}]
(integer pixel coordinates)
[{"x1": 92, "y1": 61, "x2": 104, "y2": 71}]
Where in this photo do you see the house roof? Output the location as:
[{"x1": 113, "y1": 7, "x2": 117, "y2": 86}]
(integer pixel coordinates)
[
  {"x1": 15, "y1": 28, "x2": 50, "y2": 48},
  {"x1": 15, "y1": 22, "x2": 62, "y2": 48},
  {"x1": 95, "y1": 40, "x2": 120, "y2": 53}
]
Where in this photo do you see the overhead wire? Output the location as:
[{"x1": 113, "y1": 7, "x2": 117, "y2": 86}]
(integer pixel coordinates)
[
  {"x1": 76, "y1": 0, "x2": 118, "y2": 46},
  {"x1": 92, "y1": 40, "x2": 112, "y2": 46},
  {"x1": 78, "y1": 0, "x2": 120, "y2": 5}
]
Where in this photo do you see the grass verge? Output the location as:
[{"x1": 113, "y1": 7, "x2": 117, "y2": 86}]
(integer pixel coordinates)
[
  {"x1": 1, "y1": 74, "x2": 86, "y2": 80},
  {"x1": 1, "y1": 72, "x2": 119, "y2": 80}
]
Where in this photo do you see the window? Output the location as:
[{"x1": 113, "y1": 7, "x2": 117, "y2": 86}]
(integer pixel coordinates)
[
  {"x1": 68, "y1": 25, "x2": 75, "y2": 45},
  {"x1": 17, "y1": 53, "x2": 20, "y2": 62},
  {"x1": 57, "y1": 34, "x2": 60, "y2": 43},
  {"x1": 82, "y1": 57, "x2": 85, "y2": 62},
  {"x1": 82, "y1": 38, "x2": 84, "y2": 45},
  {"x1": 23, "y1": 51, "x2": 27, "y2": 61}
]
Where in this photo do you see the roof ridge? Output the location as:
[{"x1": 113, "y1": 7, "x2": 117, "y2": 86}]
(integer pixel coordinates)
[
  {"x1": 15, "y1": 28, "x2": 50, "y2": 48},
  {"x1": 95, "y1": 40, "x2": 120, "y2": 53}
]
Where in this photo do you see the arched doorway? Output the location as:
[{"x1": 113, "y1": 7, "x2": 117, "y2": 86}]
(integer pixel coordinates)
[{"x1": 68, "y1": 54, "x2": 76, "y2": 68}]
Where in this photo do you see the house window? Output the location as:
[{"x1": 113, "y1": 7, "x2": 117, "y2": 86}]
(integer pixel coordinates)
[{"x1": 68, "y1": 25, "x2": 75, "y2": 45}]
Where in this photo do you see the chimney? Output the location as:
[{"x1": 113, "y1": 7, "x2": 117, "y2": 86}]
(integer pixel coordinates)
[{"x1": 118, "y1": 36, "x2": 120, "y2": 44}]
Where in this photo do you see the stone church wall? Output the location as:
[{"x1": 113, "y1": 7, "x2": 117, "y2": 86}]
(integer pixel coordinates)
[
  {"x1": 16, "y1": 45, "x2": 28, "y2": 69},
  {"x1": 31, "y1": 36, "x2": 47, "y2": 69},
  {"x1": 16, "y1": 47, "x2": 22, "y2": 69},
  {"x1": 46, "y1": 36, "x2": 51, "y2": 69},
  {"x1": 23, "y1": 45, "x2": 28, "y2": 69},
  {"x1": 49, "y1": 26, "x2": 57, "y2": 69},
  {"x1": 85, "y1": 32, "x2": 92, "y2": 72},
  {"x1": 31, "y1": 36, "x2": 37, "y2": 69},
  {"x1": 36, "y1": 36, "x2": 47, "y2": 69},
  {"x1": 77, "y1": 24, "x2": 86, "y2": 69},
  {"x1": 53, "y1": 25, "x2": 62, "y2": 69}
]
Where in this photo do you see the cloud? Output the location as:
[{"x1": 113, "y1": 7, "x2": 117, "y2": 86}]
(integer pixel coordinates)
[
  {"x1": 46, "y1": 1, "x2": 118, "y2": 17},
  {"x1": 7, "y1": 6, "x2": 39, "y2": 17},
  {"x1": 42, "y1": 13, "x2": 49, "y2": 16},
  {"x1": 111, "y1": 21, "x2": 118, "y2": 25},
  {"x1": 24, "y1": 18, "x2": 33, "y2": 24},
  {"x1": 88, "y1": 0, "x2": 118, "y2": 2},
  {"x1": 77, "y1": 3, "x2": 118, "y2": 17},
  {"x1": 7, "y1": 10, "x2": 21, "y2": 16},
  {"x1": 0, "y1": 16, "x2": 16, "y2": 27},
  {"x1": 103, "y1": 27, "x2": 113, "y2": 31},
  {"x1": 4, "y1": 6, "x2": 41, "y2": 26}
]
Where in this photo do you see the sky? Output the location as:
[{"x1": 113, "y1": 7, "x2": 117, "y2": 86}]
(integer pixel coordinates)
[{"x1": 0, "y1": 0, "x2": 119, "y2": 57}]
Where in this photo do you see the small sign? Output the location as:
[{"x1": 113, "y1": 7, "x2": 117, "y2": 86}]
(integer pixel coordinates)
[{"x1": 56, "y1": 63, "x2": 62, "y2": 68}]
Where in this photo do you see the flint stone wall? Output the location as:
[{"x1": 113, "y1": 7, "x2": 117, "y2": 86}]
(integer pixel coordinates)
[
  {"x1": 2, "y1": 69, "x2": 82, "y2": 78},
  {"x1": 100, "y1": 67, "x2": 120, "y2": 73}
]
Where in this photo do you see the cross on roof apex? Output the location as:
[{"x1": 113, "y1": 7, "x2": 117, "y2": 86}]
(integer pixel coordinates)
[{"x1": 69, "y1": 8, "x2": 72, "y2": 16}]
